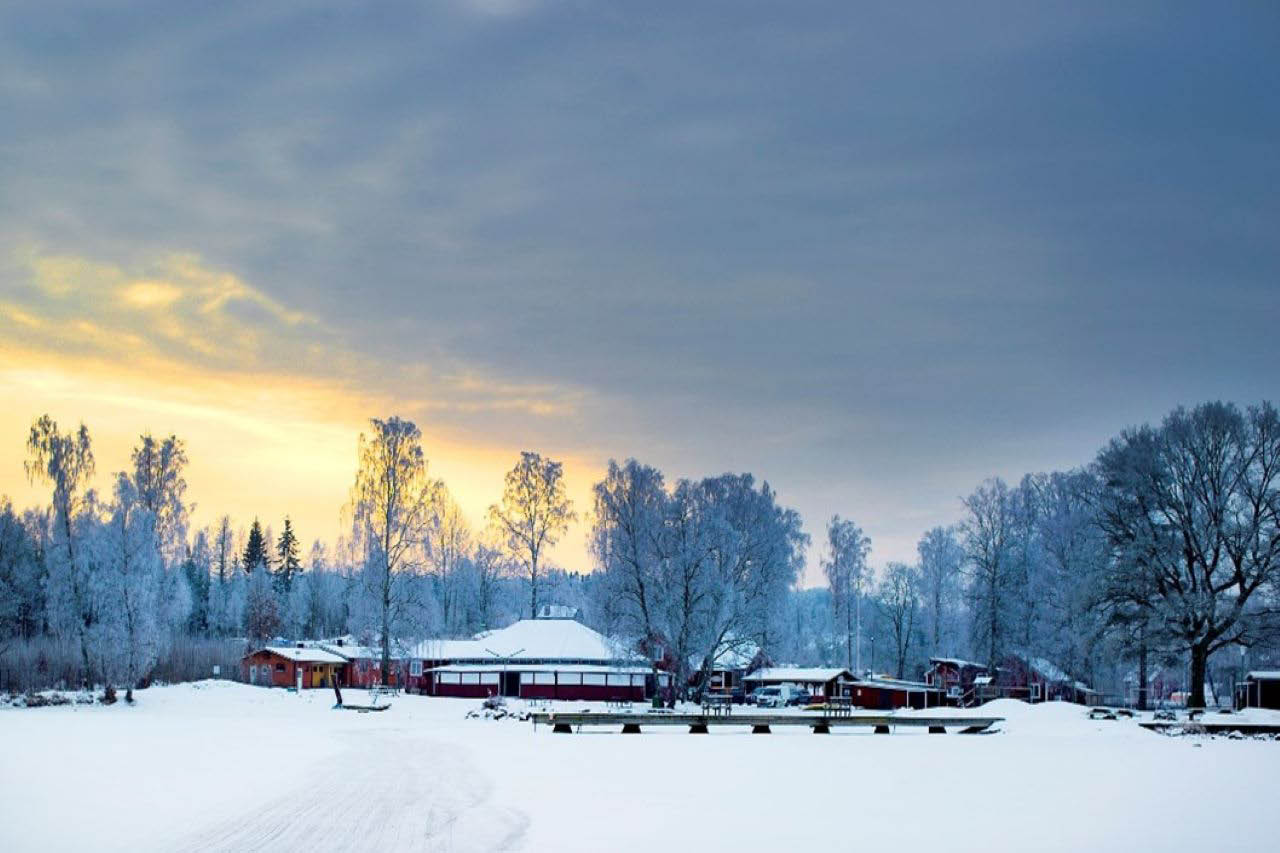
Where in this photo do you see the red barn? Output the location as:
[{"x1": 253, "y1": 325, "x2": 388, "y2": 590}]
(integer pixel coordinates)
[{"x1": 242, "y1": 646, "x2": 347, "y2": 689}]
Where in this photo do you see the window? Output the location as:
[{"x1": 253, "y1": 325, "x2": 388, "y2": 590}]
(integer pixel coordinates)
[
  {"x1": 276, "y1": 663, "x2": 285, "y2": 673},
  {"x1": 532, "y1": 672, "x2": 555, "y2": 685},
  {"x1": 559, "y1": 673, "x2": 582, "y2": 686},
  {"x1": 409, "y1": 660, "x2": 423, "y2": 677},
  {"x1": 439, "y1": 672, "x2": 461, "y2": 684},
  {"x1": 606, "y1": 674, "x2": 629, "y2": 687},
  {"x1": 461, "y1": 673, "x2": 480, "y2": 685},
  {"x1": 480, "y1": 672, "x2": 499, "y2": 685},
  {"x1": 631, "y1": 675, "x2": 645, "y2": 687},
  {"x1": 583, "y1": 673, "x2": 606, "y2": 687}
]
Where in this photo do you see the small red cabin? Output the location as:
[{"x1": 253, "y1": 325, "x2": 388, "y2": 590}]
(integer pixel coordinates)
[{"x1": 242, "y1": 646, "x2": 347, "y2": 688}]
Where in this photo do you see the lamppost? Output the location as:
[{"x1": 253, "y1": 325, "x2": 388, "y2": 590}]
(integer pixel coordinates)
[{"x1": 486, "y1": 647, "x2": 525, "y2": 699}]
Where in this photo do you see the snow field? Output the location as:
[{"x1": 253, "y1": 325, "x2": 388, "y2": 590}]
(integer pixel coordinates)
[{"x1": 2, "y1": 683, "x2": 1277, "y2": 852}]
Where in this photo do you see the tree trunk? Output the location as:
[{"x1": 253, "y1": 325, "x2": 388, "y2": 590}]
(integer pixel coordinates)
[
  {"x1": 1137, "y1": 636, "x2": 1148, "y2": 711},
  {"x1": 1189, "y1": 644, "x2": 1208, "y2": 710}
]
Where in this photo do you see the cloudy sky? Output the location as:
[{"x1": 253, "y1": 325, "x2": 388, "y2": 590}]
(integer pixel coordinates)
[{"x1": 2, "y1": 1, "x2": 1277, "y2": 582}]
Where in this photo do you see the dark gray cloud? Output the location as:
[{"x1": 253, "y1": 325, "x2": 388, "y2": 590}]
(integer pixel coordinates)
[{"x1": 3, "y1": 0, "x2": 1278, "y2": 571}]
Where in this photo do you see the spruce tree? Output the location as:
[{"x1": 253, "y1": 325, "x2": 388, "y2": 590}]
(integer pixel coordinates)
[
  {"x1": 275, "y1": 516, "x2": 300, "y2": 593},
  {"x1": 243, "y1": 519, "x2": 269, "y2": 573}
]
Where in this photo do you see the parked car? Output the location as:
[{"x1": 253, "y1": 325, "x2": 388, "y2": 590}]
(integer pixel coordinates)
[
  {"x1": 787, "y1": 689, "x2": 817, "y2": 707},
  {"x1": 754, "y1": 686, "x2": 785, "y2": 708}
]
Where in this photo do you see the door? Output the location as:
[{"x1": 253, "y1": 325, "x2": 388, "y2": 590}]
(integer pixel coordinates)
[{"x1": 501, "y1": 671, "x2": 521, "y2": 697}]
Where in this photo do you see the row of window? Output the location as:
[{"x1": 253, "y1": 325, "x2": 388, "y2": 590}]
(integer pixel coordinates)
[{"x1": 434, "y1": 672, "x2": 659, "y2": 687}]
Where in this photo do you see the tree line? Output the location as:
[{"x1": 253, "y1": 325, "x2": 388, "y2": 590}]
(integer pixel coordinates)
[{"x1": 2, "y1": 401, "x2": 1278, "y2": 707}]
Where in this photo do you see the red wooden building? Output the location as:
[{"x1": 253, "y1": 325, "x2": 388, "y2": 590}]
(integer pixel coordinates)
[
  {"x1": 318, "y1": 641, "x2": 408, "y2": 688},
  {"x1": 407, "y1": 617, "x2": 669, "y2": 701},
  {"x1": 924, "y1": 657, "x2": 991, "y2": 703},
  {"x1": 843, "y1": 676, "x2": 945, "y2": 710},
  {"x1": 242, "y1": 646, "x2": 347, "y2": 689}
]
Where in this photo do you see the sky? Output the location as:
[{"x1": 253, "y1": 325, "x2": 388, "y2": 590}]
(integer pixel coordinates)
[{"x1": 2, "y1": 1, "x2": 1277, "y2": 584}]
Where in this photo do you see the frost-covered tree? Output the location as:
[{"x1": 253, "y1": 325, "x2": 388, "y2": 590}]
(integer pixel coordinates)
[
  {"x1": 0, "y1": 499, "x2": 44, "y2": 646},
  {"x1": 1034, "y1": 470, "x2": 1108, "y2": 684},
  {"x1": 590, "y1": 459, "x2": 666, "y2": 658},
  {"x1": 348, "y1": 416, "x2": 439, "y2": 680},
  {"x1": 689, "y1": 475, "x2": 807, "y2": 693},
  {"x1": 465, "y1": 541, "x2": 508, "y2": 633},
  {"x1": 242, "y1": 519, "x2": 270, "y2": 574},
  {"x1": 129, "y1": 433, "x2": 189, "y2": 564},
  {"x1": 878, "y1": 561, "x2": 922, "y2": 679},
  {"x1": 1095, "y1": 402, "x2": 1280, "y2": 709},
  {"x1": 92, "y1": 474, "x2": 169, "y2": 702},
  {"x1": 917, "y1": 525, "x2": 964, "y2": 657},
  {"x1": 26, "y1": 415, "x2": 97, "y2": 683},
  {"x1": 489, "y1": 451, "x2": 576, "y2": 619},
  {"x1": 823, "y1": 516, "x2": 871, "y2": 672},
  {"x1": 243, "y1": 562, "x2": 279, "y2": 644},
  {"x1": 962, "y1": 477, "x2": 1015, "y2": 672},
  {"x1": 274, "y1": 517, "x2": 300, "y2": 594},
  {"x1": 425, "y1": 487, "x2": 470, "y2": 636},
  {"x1": 183, "y1": 529, "x2": 212, "y2": 634}
]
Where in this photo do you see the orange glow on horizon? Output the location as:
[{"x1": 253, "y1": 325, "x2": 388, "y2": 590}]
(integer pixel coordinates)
[{"x1": 0, "y1": 249, "x2": 601, "y2": 571}]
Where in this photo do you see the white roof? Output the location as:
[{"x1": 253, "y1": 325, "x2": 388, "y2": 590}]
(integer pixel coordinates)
[
  {"x1": 1247, "y1": 670, "x2": 1280, "y2": 681},
  {"x1": 412, "y1": 618, "x2": 637, "y2": 664},
  {"x1": 427, "y1": 664, "x2": 654, "y2": 675},
  {"x1": 929, "y1": 657, "x2": 986, "y2": 669},
  {"x1": 259, "y1": 646, "x2": 347, "y2": 664},
  {"x1": 745, "y1": 667, "x2": 851, "y2": 684}
]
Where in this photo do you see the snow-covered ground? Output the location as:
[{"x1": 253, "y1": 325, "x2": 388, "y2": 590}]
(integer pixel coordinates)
[{"x1": 2, "y1": 683, "x2": 1278, "y2": 852}]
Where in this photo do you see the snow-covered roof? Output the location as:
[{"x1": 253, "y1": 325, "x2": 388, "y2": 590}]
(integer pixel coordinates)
[
  {"x1": 411, "y1": 618, "x2": 638, "y2": 664},
  {"x1": 1247, "y1": 670, "x2": 1280, "y2": 681},
  {"x1": 852, "y1": 677, "x2": 939, "y2": 691},
  {"x1": 1026, "y1": 656, "x2": 1072, "y2": 683},
  {"x1": 426, "y1": 664, "x2": 654, "y2": 675},
  {"x1": 929, "y1": 657, "x2": 986, "y2": 670},
  {"x1": 744, "y1": 667, "x2": 852, "y2": 684},
  {"x1": 256, "y1": 646, "x2": 347, "y2": 664}
]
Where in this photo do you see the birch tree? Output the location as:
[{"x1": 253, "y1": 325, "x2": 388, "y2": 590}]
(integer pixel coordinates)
[
  {"x1": 590, "y1": 459, "x2": 666, "y2": 658},
  {"x1": 488, "y1": 451, "x2": 576, "y2": 618},
  {"x1": 25, "y1": 415, "x2": 96, "y2": 684},
  {"x1": 962, "y1": 477, "x2": 1015, "y2": 672},
  {"x1": 917, "y1": 525, "x2": 964, "y2": 656},
  {"x1": 823, "y1": 515, "x2": 871, "y2": 672},
  {"x1": 878, "y1": 561, "x2": 922, "y2": 679},
  {"x1": 349, "y1": 416, "x2": 439, "y2": 680}
]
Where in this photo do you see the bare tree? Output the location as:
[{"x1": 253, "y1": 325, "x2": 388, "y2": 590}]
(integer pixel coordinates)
[
  {"x1": 424, "y1": 485, "x2": 471, "y2": 636},
  {"x1": 488, "y1": 451, "x2": 576, "y2": 618},
  {"x1": 1095, "y1": 402, "x2": 1280, "y2": 709},
  {"x1": 348, "y1": 416, "x2": 440, "y2": 681},
  {"x1": 962, "y1": 478, "x2": 1014, "y2": 672},
  {"x1": 878, "y1": 561, "x2": 921, "y2": 679},
  {"x1": 917, "y1": 525, "x2": 963, "y2": 656}
]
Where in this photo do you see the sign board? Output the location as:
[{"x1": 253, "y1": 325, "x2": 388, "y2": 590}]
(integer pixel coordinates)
[{"x1": 212, "y1": 665, "x2": 221, "y2": 676}]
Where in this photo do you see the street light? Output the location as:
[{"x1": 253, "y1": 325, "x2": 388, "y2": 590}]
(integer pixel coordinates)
[{"x1": 486, "y1": 647, "x2": 525, "y2": 699}]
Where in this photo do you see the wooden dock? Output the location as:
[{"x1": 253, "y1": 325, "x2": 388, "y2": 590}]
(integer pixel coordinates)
[
  {"x1": 1139, "y1": 720, "x2": 1280, "y2": 736},
  {"x1": 530, "y1": 710, "x2": 1002, "y2": 735}
]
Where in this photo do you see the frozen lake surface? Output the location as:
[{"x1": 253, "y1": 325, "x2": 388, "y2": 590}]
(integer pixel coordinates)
[{"x1": 3, "y1": 682, "x2": 1277, "y2": 852}]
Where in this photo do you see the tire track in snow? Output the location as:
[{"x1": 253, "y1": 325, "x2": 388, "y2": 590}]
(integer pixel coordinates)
[{"x1": 177, "y1": 730, "x2": 528, "y2": 853}]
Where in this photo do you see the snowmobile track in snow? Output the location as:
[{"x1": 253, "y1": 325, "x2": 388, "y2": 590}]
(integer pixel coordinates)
[{"x1": 177, "y1": 729, "x2": 528, "y2": 853}]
